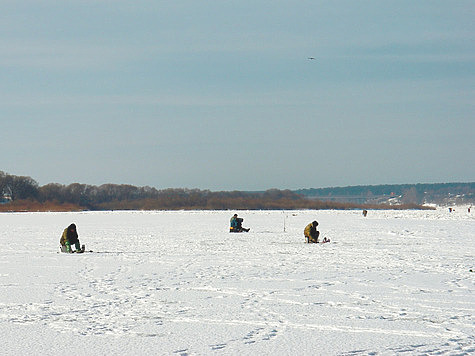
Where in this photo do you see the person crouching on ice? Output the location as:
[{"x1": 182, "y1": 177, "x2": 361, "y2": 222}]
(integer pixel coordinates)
[
  {"x1": 60, "y1": 223, "x2": 82, "y2": 253},
  {"x1": 230, "y1": 214, "x2": 250, "y2": 232},
  {"x1": 304, "y1": 220, "x2": 320, "y2": 243}
]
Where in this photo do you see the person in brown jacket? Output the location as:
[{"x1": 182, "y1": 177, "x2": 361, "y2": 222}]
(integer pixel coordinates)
[{"x1": 304, "y1": 221, "x2": 320, "y2": 243}]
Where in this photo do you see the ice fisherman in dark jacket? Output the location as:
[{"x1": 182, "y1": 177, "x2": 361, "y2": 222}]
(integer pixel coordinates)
[
  {"x1": 230, "y1": 214, "x2": 250, "y2": 232},
  {"x1": 59, "y1": 223, "x2": 82, "y2": 253}
]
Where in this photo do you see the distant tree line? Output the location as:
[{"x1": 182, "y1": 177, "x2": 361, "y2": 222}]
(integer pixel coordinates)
[
  {"x1": 296, "y1": 183, "x2": 475, "y2": 205},
  {"x1": 0, "y1": 171, "x2": 435, "y2": 211},
  {"x1": 0, "y1": 171, "x2": 39, "y2": 201}
]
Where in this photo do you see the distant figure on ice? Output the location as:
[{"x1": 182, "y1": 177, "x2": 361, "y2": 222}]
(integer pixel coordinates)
[
  {"x1": 60, "y1": 223, "x2": 84, "y2": 253},
  {"x1": 362, "y1": 210, "x2": 368, "y2": 217},
  {"x1": 304, "y1": 221, "x2": 320, "y2": 243},
  {"x1": 230, "y1": 214, "x2": 250, "y2": 232}
]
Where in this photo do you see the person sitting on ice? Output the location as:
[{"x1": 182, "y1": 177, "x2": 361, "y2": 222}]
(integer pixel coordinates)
[
  {"x1": 304, "y1": 220, "x2": 320, "y2": 243},
  {"x1": 60, "y1": 223, "x2": 83, "y2": 253},
  {"x1": 230, "y1": 214, "x2": 250, "y2": 232}
]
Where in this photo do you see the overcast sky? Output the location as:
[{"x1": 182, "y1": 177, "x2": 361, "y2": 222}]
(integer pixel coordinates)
[{"x1": 1, "y1": 1, "x2": 474, "y2": 190}]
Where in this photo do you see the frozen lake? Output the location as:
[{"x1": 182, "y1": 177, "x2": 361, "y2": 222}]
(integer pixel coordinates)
[{"x1": 1, "y1": 208, "x2": 474, "y2": 355}]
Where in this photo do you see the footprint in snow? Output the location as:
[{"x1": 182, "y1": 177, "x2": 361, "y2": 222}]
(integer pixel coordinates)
[{"x1": 210, "y1": 343, "x2": 226, "y2": 350}]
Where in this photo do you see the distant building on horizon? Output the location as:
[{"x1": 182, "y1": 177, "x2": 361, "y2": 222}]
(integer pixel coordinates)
[{"x1": 1, "y1": 186, "x2": 12, "y2": 204}]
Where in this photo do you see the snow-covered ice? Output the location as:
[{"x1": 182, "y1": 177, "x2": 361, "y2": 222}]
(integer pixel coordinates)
[{"x1": 1, "y1": 208, "x2": 474, "y2": 355}]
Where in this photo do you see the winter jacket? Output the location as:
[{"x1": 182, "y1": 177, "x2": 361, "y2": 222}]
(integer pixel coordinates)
[
  {"x1": 304, "y1": 223, "x2": 313, "y2": 238},
  {"x1": 304, "y1": 222, "x2": 319, "y2": 242},
  {"x1": 60, "y1": 224, "x2": 79, "y2": 246},
  {"x1": 230, "y1": 217, "x2": 239, "y2": 229}
]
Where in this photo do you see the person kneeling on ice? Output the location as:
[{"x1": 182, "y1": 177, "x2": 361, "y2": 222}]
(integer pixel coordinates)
[
  {"x1": 304, "y1": 221, "x2": 330, "y2": 243},
  {"x1": 304, "y1": 220, "x2": 320, "y2": 243},
  {"x1": 230, "y1": 214, "x2": 250, "y2": 232},
  {"x1": 60, "y1": 223, "x2": 84, "y2": 253}
]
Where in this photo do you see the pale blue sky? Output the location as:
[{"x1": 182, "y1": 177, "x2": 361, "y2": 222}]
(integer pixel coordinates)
[{"x1": 1, "y1": 1, "x2": 474, "y2": 190}]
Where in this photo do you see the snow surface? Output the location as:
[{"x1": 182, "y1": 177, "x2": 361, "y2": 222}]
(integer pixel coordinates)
[{"x1": 1, "y1": 208, "x2": 474, "y2": 355}]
